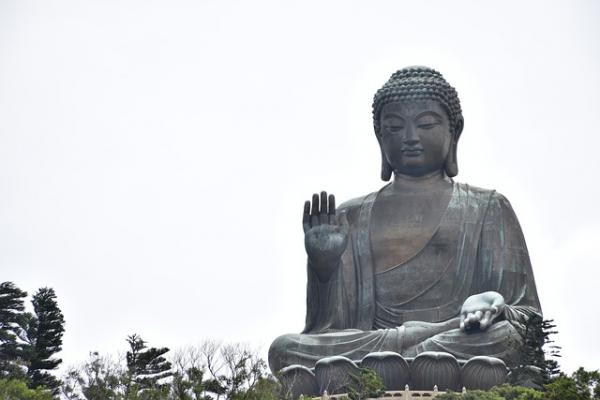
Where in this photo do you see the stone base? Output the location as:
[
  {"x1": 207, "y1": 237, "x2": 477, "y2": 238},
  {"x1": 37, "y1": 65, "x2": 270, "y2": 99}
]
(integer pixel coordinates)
[
  {"x1": 278, "y1": 352, "x2": 508, "y2": 399},
  {"x1": 312, "y1": 388, "x2": 448, "y2": 399}
]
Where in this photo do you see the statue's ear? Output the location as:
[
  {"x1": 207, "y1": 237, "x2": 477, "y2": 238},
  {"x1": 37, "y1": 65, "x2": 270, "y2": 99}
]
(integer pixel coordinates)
[
  {"x1": 444, "y1": 117, "x2": 463, "y2": 178},
  {"x1": 379, "y1": 141, "x2": 393, "y2": 181}
]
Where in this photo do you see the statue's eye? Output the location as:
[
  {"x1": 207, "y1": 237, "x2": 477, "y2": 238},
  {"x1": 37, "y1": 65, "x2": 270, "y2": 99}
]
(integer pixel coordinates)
[
  {"x1": 417, "y1": 123, "x2": 439, "y2": 130},
  {"x1": 387, "y1": 125, "x2": 404, "y2": 132},
  {"x1": 416, "y1": 114, "x2": 441, "y2": 129}
]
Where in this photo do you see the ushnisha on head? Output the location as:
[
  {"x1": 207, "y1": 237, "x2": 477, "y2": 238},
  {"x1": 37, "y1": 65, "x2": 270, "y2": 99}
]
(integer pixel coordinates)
[{"x1": 373, "y1": 66, "x2": 464, "y2": 180}]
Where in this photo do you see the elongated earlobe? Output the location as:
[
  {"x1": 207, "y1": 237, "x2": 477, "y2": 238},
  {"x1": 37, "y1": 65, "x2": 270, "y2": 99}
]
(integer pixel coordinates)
[
  {"x1": 445, "y1": 117, "x2": 463, "y2": 178},
  {"x1": 444, "y1": 143, "x2": 459, "y2": 177},
  {"x1": 380, "y1": 148, "x2": 392, "y2": 181}
]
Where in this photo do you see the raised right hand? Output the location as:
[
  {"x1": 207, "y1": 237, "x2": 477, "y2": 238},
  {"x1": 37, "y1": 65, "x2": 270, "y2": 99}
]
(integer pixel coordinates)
[{"x1": 303, "y1": 191, "x2": 349, "y2": 281}]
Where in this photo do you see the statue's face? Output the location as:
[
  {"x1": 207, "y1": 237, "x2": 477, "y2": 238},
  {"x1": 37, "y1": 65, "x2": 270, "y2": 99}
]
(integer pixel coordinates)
[{"x1": 379, "y1": 99, "x2": 452, "y2": 177}]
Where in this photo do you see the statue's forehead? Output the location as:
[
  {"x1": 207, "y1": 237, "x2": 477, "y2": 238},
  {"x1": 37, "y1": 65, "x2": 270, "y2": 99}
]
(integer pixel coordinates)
[{"x1": 381, "y1": 99, "x2": 447, "y2": 119}]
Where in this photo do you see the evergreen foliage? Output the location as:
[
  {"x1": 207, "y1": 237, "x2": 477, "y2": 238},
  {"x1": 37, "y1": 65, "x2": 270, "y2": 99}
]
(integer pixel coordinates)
[
  {"x1": 217, "y1": 344, "x2": 266, "y2": 399},
  {"x1": 490, "y1": 384, "x2": 544, "y2": 399},
  {"x1": 436, "y1": 385, "x2": 544, "y2": 399},
  {"x1": 62, "y1": 341, "x2": 280, "y2": 400},
  {"x1": 25, "y1": 287, "x2": 66, "y2": 394},
  {"x1": 436, "y1": 390, "x2": 503, "y2": 400},
  {"x1": 347, "y1": 367, "x2": 385, "y2": 400},
  {"x1": 0, "y1": 378, "x2": 53, "y2": 400},
  {"x1": 236, "y1": 376, "x2": 279, "y2": 400},
  {"x1": 125, "y1": 334, "x2": 173, "y2": 396},
  {"x1": 0, "y1": 282, "x2": 28, "y2": 378},
  {"x1": 61, "y1": 352, "x2": 124, "y2": 400},
  {"x1": 170, "y1": 366, "x2": 212, "y2": 400},
  {"x1": 432, "y1": 369, "x2": 600, "y2": 400},
  {"x1": 508, "y1": 315, "x2": 561, "y2": 387},
  {"x1": 544, "y1": 368, "x2": 600, "y2": 400}
]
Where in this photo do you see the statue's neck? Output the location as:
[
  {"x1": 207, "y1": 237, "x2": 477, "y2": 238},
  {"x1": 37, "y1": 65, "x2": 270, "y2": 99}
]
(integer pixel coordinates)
[{"x1": 390, "y1": 170, "x2": 452, "y2": 193}]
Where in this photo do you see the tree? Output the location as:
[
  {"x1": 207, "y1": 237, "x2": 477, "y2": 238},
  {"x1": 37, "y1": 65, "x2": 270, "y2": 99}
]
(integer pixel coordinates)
[
  {"x1": 508, "y1": 315, "x2": 561, "y2": 387},
  {"x1": 168, "y1": 341, "x2": 277, "y2": 400},
  {"x1": 347, "y1": 367, "x2": 385, "y2": 400},
  {"x1": 61, "y1": 352, "x2": 124, "y2": 400},
  {"x1": 25, "y1": 287, "x2": 66, "y2": 394},
  {"x1": 170, "y1": 366, "x2": 213, "y2": 400},
  {"x1": 436, "y1": 390, "x2": 503, "y2": 400},
  {"x1": 0, "y1": 282, "x2": 28, "y2": 379},
  {"x1": 219, "y1": 343, "x2": 265, "y2": 399},
  {"x1": 544, "y1": 375, "x2": 581, "y2": 400},
  {"x1": 201, "y1": 342, "x2": 270, "y2": 400},
  {"x1": 0, "y1": 378, "x2": 53, "y2": 400},
  {"x1": 238, "y1": 376, "x2": 280, "y2": 400},
  {"x1": 539, "y1": 319, "x2": 561, "y2": 382},
  {"x1": 544, "y1": 368, "x2": 600, "y2": 400},
  {"x1": 169, "y1": 347, "x2": 212, "y2": 400},
  {"x1": 489, "y1": 384, "x2": 544, "y2": 400},
  {"x1": 125, "y1": 334, "x2": 172, "y2": 398},
  {"x1": 436, "y1": 385, "x2": 544, "y2": 400}
]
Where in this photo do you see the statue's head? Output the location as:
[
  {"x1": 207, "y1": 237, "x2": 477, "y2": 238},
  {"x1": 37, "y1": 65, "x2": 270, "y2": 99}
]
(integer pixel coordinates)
[{"x1": 373, "y1": 66, "x2": 464, "y2": 180}]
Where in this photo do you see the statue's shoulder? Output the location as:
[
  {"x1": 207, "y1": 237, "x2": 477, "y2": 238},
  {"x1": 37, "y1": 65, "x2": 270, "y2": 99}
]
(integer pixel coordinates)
[
  {"x1": 455, "y1": 182, "x2": 513, "y2": 209},
  {"x1": 455, "y1": 181, "x2": 492, "y2": 195},
  {"x1": 337, "y1": 195, "x2": 368, "y2": 213},
  {"x1": 337, "y1": 194, "x2": 371, "y2": 225}
]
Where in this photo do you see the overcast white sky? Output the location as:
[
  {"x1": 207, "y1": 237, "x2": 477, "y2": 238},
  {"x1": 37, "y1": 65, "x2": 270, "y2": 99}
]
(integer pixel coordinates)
[{"x1": 1, "y1": 0, "x2": 599, "y2": 375}]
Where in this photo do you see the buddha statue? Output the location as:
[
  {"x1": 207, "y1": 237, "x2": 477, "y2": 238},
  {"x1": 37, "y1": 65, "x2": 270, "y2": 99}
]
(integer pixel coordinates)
[{"x1": 268, "y1": 67, "x2": 542, "y2": 394}]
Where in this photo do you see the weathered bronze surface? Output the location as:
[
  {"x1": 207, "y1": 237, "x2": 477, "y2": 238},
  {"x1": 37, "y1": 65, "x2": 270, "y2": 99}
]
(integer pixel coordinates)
[{"x1": 269, "y1": 67, "x2": 541, "y2": 379}]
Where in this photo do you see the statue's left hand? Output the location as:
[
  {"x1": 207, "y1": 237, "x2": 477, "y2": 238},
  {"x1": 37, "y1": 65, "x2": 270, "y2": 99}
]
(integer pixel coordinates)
[{"x1": 459, "y1": 291, "x2": 505, "y2": 332}]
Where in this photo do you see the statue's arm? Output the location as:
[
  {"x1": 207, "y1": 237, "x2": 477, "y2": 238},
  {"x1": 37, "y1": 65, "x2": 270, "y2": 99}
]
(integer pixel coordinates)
[
  {"x1": 301, "y1": 193, "x2": 362, "y2": 334},
  {"x1": 476, "y1": 191, "x2": 542, "y2": 325}
]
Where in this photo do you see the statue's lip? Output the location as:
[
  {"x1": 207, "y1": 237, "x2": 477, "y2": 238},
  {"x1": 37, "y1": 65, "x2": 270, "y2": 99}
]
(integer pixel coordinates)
[{"x1": 401, "y1": 148, "x2": 424, "y2": 156}]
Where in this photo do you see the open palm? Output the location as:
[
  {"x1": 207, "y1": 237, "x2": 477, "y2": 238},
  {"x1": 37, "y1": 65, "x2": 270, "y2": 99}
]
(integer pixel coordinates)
[{"x1": 303, "y1": 191, "x2": 348, "y2": 280}]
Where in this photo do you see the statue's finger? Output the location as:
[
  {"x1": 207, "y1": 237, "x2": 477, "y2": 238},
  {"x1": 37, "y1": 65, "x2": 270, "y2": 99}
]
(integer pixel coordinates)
[
  {"x1": 303, "y1": 201, "x2": 311, "y2": 232},
  {"x1": 474, "y1": 310, "x2": 483, "y2": 321},
  {"x1": 466, "y1": 312, "x2": 476, "y2": 326},
  {"x1": 311, "y1": 193, "x2": 320, "y2": 226},
  {"x1": 328, "y1": 194, "x2": 336, "y2": 223},
  {"x1": 311, "y1": 193, "x2": 319, "y2": 214},
  {"x1": 320, "y1": 191, "x2": 328, "y2": 224},
  {"x1": 480, "y1": 310, "x2": 492, "y2": 329}
]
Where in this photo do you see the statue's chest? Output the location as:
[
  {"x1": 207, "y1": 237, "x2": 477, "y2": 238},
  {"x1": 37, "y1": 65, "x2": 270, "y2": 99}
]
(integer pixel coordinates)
[{"x1": 370, "y1": 191, "x2": 452, "y2": 274}]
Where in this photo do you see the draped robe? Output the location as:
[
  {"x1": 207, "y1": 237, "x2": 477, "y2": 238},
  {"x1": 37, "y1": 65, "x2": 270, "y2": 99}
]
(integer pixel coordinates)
[{"x1": 268, "y1": 182, "x2": 541, "y2": 372}]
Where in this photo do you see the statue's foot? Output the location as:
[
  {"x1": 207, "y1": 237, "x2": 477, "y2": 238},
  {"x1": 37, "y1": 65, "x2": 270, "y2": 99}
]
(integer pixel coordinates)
[
  {"x1": 314, "y1": 355, "x2": 360, "y2": 395},
  {"x1": 278, "y1": 364, "x2": 319, "y2": 399},
  {"x1": 361, "y1": 351, "x2": 410, "y2": 391},
  {"x1": 461, "y1": 356, "x2": 507, "y2": 390},
  {"x1": 410, "y1": 351, "x2": 461, "y2": 391}
]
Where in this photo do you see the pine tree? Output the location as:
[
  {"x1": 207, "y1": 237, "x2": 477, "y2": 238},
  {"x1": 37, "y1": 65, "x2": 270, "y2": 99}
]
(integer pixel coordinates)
[
  {"x1": 125, "y1": 334, "x2": 172, "y2": 396},
  {"x1": 541, "y1": 319, "x2": 562, "y2": 381},
  {"x1": 25, "y1": 287, "x2": 65, "y2": 394},
  {"x1": 0, "y1": 282, "x2": 28, "y2": 378},
  {"x1": 508, "y1": 315, "x2": 561, "y2": 387}
]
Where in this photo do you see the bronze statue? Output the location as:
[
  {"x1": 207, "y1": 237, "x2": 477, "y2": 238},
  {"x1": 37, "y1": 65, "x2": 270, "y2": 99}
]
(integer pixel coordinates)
[{"x1": 268, "y1": 67, "x2": 542, "y2": 395}]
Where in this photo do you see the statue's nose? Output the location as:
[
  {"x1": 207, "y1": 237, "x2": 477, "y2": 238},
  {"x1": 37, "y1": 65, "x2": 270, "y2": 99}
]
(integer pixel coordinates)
[{"x1": 403, "y1": 125, "x2": 420, "y2": 145}]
